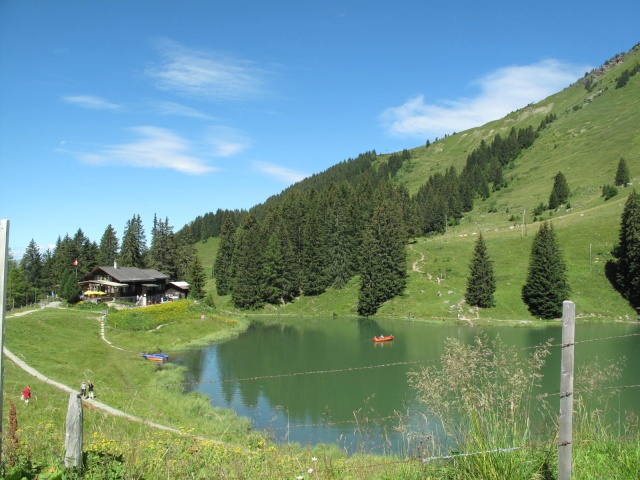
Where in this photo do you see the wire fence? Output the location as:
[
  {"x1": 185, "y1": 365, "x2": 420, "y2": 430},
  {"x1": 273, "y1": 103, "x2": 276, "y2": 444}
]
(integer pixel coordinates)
[{"x1": 87, "y1": 330, "x2": 640, "y2": 440}]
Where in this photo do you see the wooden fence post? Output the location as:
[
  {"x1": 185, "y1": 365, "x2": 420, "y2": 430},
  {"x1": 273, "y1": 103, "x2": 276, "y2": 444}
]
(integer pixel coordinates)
[
  {"x1": 0, "y1": 220, "x2": 10, "y2": 465},
  {"x1": 558, "y1": 300, "x2": 575, "y2": 480},
  {"x1": 65, "y1": 392, "x2": 83, "y2": 469}
]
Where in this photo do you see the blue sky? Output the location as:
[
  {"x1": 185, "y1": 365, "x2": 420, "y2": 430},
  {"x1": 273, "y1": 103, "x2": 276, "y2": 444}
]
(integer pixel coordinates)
[{"x1": 1, "y1": 1, "x2": 638, "y2": 258}]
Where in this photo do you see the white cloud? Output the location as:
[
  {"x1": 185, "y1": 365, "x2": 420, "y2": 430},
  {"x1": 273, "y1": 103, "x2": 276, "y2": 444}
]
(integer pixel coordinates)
[
  {"x1": 146, "y1": 39, "x2": 267, "y2": 100},
  {"x1": 62, "y1": 95, "x2": 122, "y2": 111},
  {"x1": 206, "y1": 126, "x2": 251, "y2": 157},
  {"x1": 252, "y1": 161, "x2": 308, "y2": 184},
  {"x1": 152, "y1": 101, "x2": 213, "y2": 119},
  {"x1": 79, "y1": 126, "x2": 215, "y2": 175},
  {"x1": 380, "y1": 59, "x2": 590, "y2": 139}
]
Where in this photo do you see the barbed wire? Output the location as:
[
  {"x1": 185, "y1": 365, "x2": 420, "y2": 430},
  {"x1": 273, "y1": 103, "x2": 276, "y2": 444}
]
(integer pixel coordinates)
[
  {"x1": 537, "y1": 383, "x2": 640, "y2": 400},
  {"x1": 85, "y1": 332, "x2": 640, "y2": 396}
]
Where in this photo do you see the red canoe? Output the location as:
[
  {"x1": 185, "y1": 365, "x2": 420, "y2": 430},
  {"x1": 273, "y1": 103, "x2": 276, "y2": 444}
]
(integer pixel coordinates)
[{"x1": 373, "y1": 335, "x2": 394, "y2": 343}]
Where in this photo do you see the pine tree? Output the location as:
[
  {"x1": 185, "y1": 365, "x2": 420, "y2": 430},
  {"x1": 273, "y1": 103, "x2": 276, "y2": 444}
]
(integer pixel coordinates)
[
  {"x1": 174, "y1": 227, "x2": 196, "y2": 281},
  {"x1": 98, "y1": 224, "x2": 119, "y2": 266},
  {"x1": 548, "y1": 172, "x2": 570, "y2": 209},
  {"x1": 231, "y1": 213, "x2": 264, "y2": 309},
  {"x1": 59, "y1": 270, "x2": 81, "y2": 304},
  {"x1": 188, "y1": 254, "x2": 207, "y2": 299},
  {"x1": 20, "y1": 239, "x2": 43, "y2": 292},
  {"x1": 301, "y1": 189, "x2": 329, "y2": 296},
  {"x1": 522, "y1": 221, "x2": 570, "y2": 319},
  {"x1": 325, "y1": 184, "x2": 356, "y2": 289},
  {"x1": 213, "y1": 213, "x2": 236, "y2": 296},
  {"x1": 465, "y1": 233, "x2": 496, "y2": 308},
  {"x1": 615, "y1": 157, "x2": 631, "y2": 187},
  {"x1": 71, "y1": 228, "x2": 98, "y2": 276},
  {"x1": 356, "y1": 183, "x2": 407, "y2": 316},
  {"x1": 120, "y1": 215, "x2": 147, "y2": 267},
  {"x1": 357, "y1": 229, "x2": 385, "y2": 317},
  {"x1": 261, "y1": 233, "x2": 286, "y2": 304},
  {"x1": 148, "y1": 215, "x2": 177, "y2": 277},
  {"x1": 8, "y1": 266, "x2": 28, "y2": 308},
  {"x1": 611, "y1": 190, "x2": 640, "y2": 312}
]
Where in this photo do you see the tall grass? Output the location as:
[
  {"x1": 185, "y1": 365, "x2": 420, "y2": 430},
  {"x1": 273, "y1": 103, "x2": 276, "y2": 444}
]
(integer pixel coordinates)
[{"x1": 408, "y1": 334, "x2": 555, "y2": 478}]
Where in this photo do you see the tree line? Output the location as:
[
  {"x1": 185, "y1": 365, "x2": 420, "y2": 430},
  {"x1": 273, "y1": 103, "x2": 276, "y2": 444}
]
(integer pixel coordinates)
[
  {"x1": 209, "y1": 123, "x2": 551, "y2": 315},
  {"x1": 7, "y1": 214, "x2": 207, "y2": 308}
]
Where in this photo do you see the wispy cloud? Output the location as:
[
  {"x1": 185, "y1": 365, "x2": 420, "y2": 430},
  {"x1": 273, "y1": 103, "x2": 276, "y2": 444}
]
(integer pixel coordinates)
[
  {"x1": 380, "y1": 59, "x2": 590, "y2": 139},
  {"x1": 206, "y1": 126, "x2": 251, "y2": 157},
  {"x1": 62, "y1": 95, "x2": 123, "y2": 111},
  {"x1": 152, "y1": 100, "x2": 214, "y2": 119},
  {"x1": 253, "y1": 161, "x2": 308, "y2": 184},
  {"x1": 146, "y1": 38, "x2": 267, "y2": 100},
  {"x1": 79, "y1": 126, "x2": 215, "y2": 175}
]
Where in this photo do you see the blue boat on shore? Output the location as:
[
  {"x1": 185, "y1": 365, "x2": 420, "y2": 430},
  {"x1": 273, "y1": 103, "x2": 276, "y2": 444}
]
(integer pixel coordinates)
[{"x1": 142, "y1": 353, "x2": 169, "y2": 363}]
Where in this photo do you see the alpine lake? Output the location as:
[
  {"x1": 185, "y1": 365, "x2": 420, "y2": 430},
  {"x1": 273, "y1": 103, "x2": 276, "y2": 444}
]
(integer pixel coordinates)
[{"x1": 172, "y1": 316, "x2": 640, "y2": 454}]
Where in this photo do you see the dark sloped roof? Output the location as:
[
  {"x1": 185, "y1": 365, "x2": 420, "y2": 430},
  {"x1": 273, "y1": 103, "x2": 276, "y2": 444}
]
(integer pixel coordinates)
[{"x1": 84, "y1": 266, "x2": 169, "y2": 283}]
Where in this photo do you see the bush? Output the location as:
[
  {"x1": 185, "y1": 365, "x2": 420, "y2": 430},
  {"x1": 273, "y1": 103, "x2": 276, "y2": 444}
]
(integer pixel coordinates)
[
  {"x1": 533, "y1": 202, "x2": 547, "y2": 216},
  {"x1": 602, "y1": 184, "x2": 618, "y2": 200}
]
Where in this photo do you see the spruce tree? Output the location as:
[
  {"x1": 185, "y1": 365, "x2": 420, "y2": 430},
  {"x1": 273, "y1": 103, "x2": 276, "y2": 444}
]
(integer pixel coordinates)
[
  {"x1": 357, "y1": 229, "x2": 385, "y2": 317},
  {"x1": 20, "y1": 239, "x2": 43, "y2": 291},
  {"x1": 231, "y1": 213, "x2": 264, "y2": 309},
  {"x1": 261, "y1": 233, "x2": 286, "y2": 304},
  {"x1": 611, "y1": 190, "x2": 640, "y2": 311},
  {"x1": 465, "y1": 233, "x2": 496, "y2": 308},
  {"x1": 356, "y1": 183, "x2": 407, "y2": 316},
  {"x1": 301, "y1": 189, "x2": 329, "y2": 296},
  {"x1": 98, "y1": 224, "x2": 119, "y2": 266},
  {"x1": 188, "y1": 254, "x2": 207, "y2": 299},
  {"x1": 325, "y1": 184, "x2": 355, "y2": 289},
  {"x1": 59, "y1": 270, "x2": 81, "y2": 304},
  {"x1": 148, "y1": 215, "x2": 177, "y2": 277},
  {"x1": 548, "y1": 172, "x2": 570, "y2": 209},
  {"x1": 615, "y1": 157, "x2": 631, "y2": 187},
  {"x1": 213, "y1": 214, "x2": 236, "y2": 296},
  {"x1": 522, "y1": 221, "x2": 570, "y2": 319},
  {"x1": 120, "y1": 215, "x2": 147, "y2": 267}
]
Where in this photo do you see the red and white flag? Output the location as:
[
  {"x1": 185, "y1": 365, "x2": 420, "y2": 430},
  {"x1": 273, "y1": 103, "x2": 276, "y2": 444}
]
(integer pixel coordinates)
[{"x1": 73, "y1": 259, "x2": 78, "y2": 267}]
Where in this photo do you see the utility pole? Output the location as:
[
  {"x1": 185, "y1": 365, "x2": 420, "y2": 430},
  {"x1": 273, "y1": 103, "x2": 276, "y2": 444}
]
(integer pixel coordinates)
[{"x1": 0, "y1": 219, "x2": 11, "y2": 465}]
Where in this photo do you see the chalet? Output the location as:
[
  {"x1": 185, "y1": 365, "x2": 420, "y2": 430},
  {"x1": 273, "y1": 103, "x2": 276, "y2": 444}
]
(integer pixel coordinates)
[
  {"x1": 165, "y1": 281, "x2": 190, "y2": 300},
  {"x1": 78, "y1": 261, "x2": 169, "y2": 306}
]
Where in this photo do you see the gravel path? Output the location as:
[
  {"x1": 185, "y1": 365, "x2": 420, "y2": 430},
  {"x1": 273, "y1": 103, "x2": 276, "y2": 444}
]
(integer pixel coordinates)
[{"x1": 3, "y1": 308, "x2": 219, "y2": 442}]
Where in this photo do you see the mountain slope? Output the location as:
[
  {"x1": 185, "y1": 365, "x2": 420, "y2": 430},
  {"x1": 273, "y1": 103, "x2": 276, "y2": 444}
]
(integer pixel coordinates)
[{"x1": 200, "y1": 44, "x2": 640, "y2": 321}]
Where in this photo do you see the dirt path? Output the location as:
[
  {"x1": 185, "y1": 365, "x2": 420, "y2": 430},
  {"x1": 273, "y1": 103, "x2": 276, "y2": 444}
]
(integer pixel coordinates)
[{"x1": 3, "y1": 308, "x2": 221, "y2": 443}]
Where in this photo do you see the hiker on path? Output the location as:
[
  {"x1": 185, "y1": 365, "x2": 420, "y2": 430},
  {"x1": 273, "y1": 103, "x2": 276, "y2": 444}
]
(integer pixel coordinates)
[
  {"x1": 81, "y1": 381, "x2": 86, "y2": 398},
  {"x1": 88, "y1": 380, "x2": 94, "y2": 399},
  {"x1": 23, "y1": 385, "x2": 31, "y2": 404}
]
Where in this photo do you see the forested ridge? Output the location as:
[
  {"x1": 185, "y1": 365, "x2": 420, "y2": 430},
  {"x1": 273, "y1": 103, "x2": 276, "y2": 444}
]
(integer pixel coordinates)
[{"x1": 8, "y1": 43, "x2": 640, "y2": 317}]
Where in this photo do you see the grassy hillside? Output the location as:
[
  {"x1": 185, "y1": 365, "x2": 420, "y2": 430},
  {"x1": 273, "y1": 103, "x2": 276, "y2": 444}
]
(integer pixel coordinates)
[{"x1": 198, "y1": 45, "x2": 640, "y2": 322}]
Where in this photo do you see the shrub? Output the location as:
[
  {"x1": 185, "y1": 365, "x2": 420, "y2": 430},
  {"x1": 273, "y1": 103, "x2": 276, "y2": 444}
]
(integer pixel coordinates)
[{"x1": 602, "y1": 184, "x2": 618, "y2": 200}]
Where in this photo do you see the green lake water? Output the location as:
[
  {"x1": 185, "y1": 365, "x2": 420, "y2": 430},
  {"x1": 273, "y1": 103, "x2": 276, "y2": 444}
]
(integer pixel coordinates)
[{"x1": 173, "y1": 317, "x2": 640, "y2": 453}]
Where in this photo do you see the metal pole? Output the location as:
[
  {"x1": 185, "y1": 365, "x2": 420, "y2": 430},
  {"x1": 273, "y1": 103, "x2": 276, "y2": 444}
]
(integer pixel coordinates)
[
  {"x1": 558, "y1": 300, "x2": 575, "y2": 480},
  {"x1": 0, "y1": 220, "x2": 10, "y2": 465}
]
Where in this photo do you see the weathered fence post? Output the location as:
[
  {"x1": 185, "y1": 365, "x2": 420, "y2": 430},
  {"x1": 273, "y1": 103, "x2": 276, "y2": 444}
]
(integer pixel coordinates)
[
  {"x1": 65, "y1": 392, "x2": 83, "y2": 469},
  {"x1": 558, "y1": 300, "x2": 575, "y2": 480},
  {"x1": 0, "y1": 220, "x2": 10, "y2": 465}
]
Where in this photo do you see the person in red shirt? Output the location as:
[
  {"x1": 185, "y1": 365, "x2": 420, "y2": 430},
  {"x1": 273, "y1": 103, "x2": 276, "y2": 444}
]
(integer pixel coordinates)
[{"x1": 23, "y1": 385, "x2": 31, "y2": 404}]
